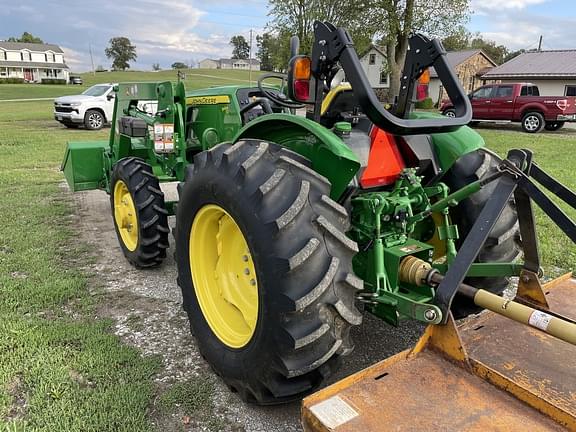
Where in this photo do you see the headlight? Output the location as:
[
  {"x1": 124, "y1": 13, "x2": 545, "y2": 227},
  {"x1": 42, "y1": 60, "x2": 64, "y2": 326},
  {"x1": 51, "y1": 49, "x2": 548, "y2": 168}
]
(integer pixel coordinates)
[{"x1": 70, "y1": 102, "x2": 82, "y2": 107}]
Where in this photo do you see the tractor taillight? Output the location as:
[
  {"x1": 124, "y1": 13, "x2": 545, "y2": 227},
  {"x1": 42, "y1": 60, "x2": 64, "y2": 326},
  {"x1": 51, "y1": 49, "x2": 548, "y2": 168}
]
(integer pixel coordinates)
[
  {"x1": 556, "y1": 99, "x2": 568, "y2": 110},
  {"x1": 294, "y1": 80, "x2": 310, "y2": 101},
  {"x1": 288, "y1": 55, "x2": 316, "y2": 104}
]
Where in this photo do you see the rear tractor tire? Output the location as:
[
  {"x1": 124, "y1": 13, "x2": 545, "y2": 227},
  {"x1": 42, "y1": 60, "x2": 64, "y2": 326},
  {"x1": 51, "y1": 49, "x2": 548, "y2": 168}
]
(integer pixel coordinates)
[
  {"x1": 110, "y1": 157, "x2": 170, "y2": 268},
  {"x1": 175, "y1": 139, "x2": 363, "y2": 404},
  {"x1": 443, "y1": 149, "x2": 521, "y2": 318}
]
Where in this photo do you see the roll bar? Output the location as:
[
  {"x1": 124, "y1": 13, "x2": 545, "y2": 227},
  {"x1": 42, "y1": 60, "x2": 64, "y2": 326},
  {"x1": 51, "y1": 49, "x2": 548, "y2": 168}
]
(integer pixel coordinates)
[{"x1": 309, "y1": 21, "x2": 472, "y2": 135}]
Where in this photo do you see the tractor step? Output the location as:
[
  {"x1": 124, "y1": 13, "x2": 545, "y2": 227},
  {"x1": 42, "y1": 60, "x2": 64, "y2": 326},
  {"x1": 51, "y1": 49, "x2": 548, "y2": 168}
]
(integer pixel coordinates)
[{"x1": 302, "y1": 274, "x2": 576, "y2": 431}]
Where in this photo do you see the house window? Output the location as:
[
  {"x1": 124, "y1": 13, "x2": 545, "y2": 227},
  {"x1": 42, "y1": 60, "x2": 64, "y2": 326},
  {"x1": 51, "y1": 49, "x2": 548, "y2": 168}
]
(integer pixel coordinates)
[
  {"x1": 379, "y1": 70, "x2": 388, "y2": 85},
  {"x1": 565, "y1": 85, "x2": 576, "y2": 96},
  {"x1": 0, "y1": 51, "x2": 5, "y2": 60},
  {"x1": 0, "y1": 68, "x2": 6, "y2": 77},
  {"x1": 369, "y1": 54, "x2": 376, "y2": 65},
  {"x1": 469, "y1": 76, "x2": 476, "y2": 92}
]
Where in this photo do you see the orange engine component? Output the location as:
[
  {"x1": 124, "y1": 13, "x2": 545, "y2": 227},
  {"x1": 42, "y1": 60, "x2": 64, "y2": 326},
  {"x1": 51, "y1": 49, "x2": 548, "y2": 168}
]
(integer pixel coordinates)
[{"x1": 360, "y1": 127, "x2": 406, "y2": 188}]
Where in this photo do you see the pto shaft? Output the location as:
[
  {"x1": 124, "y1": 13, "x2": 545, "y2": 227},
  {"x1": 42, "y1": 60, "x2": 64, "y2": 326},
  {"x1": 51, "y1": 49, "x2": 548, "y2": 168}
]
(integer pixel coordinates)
[{"x1": 399, "y1": 256, "x2": 576, "y2": 346}]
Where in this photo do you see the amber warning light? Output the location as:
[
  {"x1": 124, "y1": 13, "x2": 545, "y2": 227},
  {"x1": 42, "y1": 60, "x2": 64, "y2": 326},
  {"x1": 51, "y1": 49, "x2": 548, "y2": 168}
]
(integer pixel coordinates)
[{"x1": 291, "y1": 57, "x2": 313, "y2": 102}]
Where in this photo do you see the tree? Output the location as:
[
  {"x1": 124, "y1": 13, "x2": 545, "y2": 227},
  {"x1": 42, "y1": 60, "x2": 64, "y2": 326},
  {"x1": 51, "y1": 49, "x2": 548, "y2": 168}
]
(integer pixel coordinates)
[
  {"x1": 230, "y1": 35, "x2": 250, "y2": 59},
  {"x1": 443, "y1": 27, "x2": 510, "y2": 65},
  {"x1": 365, "y1": 0, "x2": 470, "y2": 101},
  {"x1": 105, "y1": 37, "x2": 137, "y2": 71},
  {"x1": 267, "y1": 0, "x2": 373, "y2": 70},
  {"x1": 504, "y1": 48, "x2": 530, "y2": 63},
  {"x1": 152, "y1": 63, "x2": 161, "y2": 71},
  {"x1": 171, "y1": 62, "x2": 188, "y2": 69},
  {"x1": 7, "y1": 32, "x2": 44, "y2": 43},
  {"x1": 442, "y1": 26, "x2": 470, "y2": 51},
  {"x1": 256, "y1": 33, "x2": 276, "y2": 71}
]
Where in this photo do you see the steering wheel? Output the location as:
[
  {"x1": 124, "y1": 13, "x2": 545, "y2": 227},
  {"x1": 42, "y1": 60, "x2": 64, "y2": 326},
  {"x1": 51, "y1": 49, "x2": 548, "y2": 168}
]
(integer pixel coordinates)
[
  {"x1": 257, "y1": 73, "x2": 305, "y2": 109},
  {"x1": 239, "y1": 97, "x2": 273, "y2": 116}
]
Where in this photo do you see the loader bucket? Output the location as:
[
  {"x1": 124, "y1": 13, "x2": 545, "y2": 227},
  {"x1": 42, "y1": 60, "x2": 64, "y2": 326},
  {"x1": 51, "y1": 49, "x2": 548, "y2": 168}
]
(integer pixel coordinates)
[
  {"x1": 302, "y1": 274, "x2": 576, "y2": 431},
  {"x1": 61, "y1": 141, "x2": 108, "y2": 192}
]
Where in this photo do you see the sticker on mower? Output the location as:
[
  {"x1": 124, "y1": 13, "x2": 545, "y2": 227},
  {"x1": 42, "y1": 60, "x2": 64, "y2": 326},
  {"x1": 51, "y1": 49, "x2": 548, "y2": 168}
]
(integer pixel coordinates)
[
  {"x1": 528, "y1": 310, "x2": 553, "y2": 331},
  {"x1": 154, "y1": 124, "x2": 174, "y2": 153},
  {"x1": 309, "y1": 395, "x2": 359, "y2": 429}
]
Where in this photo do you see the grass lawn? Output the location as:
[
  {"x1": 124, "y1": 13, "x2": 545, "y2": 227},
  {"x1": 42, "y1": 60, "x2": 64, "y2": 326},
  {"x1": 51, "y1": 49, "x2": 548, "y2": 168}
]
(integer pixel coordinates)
[
  {"x1": 0, "y1": 68, "x2": 265, "y2": 100},
  {"x1": 474, "y1": 126, "x2": 576, "y2": 275},
  {"x1": 0, "y1": 95, "x2": 574, "y2": 430},
  {"x1": 0, "y1": 102, "x2": 163, "y2": 431}
]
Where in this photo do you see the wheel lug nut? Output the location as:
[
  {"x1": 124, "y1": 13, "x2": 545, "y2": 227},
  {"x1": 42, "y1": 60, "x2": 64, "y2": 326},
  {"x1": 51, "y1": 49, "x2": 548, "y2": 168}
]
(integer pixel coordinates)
[
  {"x1": 242, "y1": 255, "x2": 249, "y2": 262},
  {"x1": 250, "y1": 279, "x2": 256, "y2": 286},
  {"x1": 244, "y1": 268, "x2": 250, "y2": 275}
]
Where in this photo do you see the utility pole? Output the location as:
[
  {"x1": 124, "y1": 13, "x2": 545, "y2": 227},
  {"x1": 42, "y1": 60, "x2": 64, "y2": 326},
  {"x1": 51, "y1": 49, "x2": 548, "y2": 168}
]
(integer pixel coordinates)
[
  {"x1": 89, "y1": 43, "x2": 95, "y2": 76},
  {"x1": 249, "y1": 29, "x2": 253, "y2": 87},
  {"x1": 538, "y1": 35, "x2": 543, "y2": 52}
]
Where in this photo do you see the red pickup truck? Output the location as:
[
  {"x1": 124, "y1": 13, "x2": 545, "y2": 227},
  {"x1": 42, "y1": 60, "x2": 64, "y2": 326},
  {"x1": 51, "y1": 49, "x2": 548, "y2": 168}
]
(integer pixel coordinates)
[{"x1": 440, "y1": 83, "x2": 576, "y2": 133}]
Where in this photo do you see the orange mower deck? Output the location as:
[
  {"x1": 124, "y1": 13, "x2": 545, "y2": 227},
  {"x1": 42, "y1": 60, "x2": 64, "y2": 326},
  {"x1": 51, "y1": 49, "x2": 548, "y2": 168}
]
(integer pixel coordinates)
[{"x1": 302, "y1": 274, "x2": 576, "y2": 431}]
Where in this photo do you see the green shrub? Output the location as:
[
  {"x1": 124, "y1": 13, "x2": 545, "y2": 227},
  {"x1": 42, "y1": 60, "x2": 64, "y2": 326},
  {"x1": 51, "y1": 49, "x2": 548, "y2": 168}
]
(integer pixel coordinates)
[
  {"x1": 0, "y1": 77, "x2": 25, "y2": 84},
  {"x1": 41, "y1": 78, "x2": 67, "y2": 85},
  {"x1": 415, "y1": 97, "x2": 434, "y2": 109}
]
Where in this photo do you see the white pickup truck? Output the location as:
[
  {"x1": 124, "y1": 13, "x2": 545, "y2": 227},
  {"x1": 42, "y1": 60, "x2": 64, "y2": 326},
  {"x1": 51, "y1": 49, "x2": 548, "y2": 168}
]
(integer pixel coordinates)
[{"x1": 54, "y1": 83, "x2": 117, "y2": 130}]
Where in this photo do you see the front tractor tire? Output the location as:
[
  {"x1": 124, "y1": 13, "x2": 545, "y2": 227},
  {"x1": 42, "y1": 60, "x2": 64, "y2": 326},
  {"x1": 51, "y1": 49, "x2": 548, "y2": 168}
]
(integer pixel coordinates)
[
  {"x1": 110, "y1": 158, "x2": 170, "y2": 268},
  {"x1": 443, "y1": 149, "x2": 521, "y2": 318},
  {"x1": 175, "y1": 140, "x2": 362, "y2": 404}
]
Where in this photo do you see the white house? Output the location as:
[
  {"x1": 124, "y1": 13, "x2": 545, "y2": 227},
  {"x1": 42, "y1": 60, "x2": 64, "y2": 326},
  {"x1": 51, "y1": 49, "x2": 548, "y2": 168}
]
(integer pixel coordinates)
[
  {"x1": 199, "y1": 59, "x2": 219, "y2": 69},
  {"x1": 0, "y1": 42, "x2": 69, "y2": 83},
  {"x1": 359, "y1": 45, "x2": 389, "y2": 101},
  {"x1": 199, "y1": 58, "x2": 261, "y2": 71}
]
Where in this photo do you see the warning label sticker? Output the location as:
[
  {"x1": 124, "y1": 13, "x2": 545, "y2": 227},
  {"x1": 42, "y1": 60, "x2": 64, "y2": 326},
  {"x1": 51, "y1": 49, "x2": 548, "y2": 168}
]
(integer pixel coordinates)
[
  {"x1": 528, "y1": 310, "x2": 553, "y2": 331},
  {"x1": 309, "y1": 396, "x2": 359, "y2": 429}
]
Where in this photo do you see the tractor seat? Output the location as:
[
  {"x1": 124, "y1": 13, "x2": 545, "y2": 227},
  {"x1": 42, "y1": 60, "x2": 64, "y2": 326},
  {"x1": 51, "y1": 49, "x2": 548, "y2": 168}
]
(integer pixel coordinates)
[{"x1": 318, "y1": 84, "x2": 367, "y2": 129}]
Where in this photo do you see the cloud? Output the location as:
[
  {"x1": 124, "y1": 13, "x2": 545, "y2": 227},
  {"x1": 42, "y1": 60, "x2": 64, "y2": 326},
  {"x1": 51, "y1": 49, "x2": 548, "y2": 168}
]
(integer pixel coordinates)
[
  {"x1": 470, "y1": 0, "x2": 549, "y2": 15},
  {"x1": 474, "y1": 9, "x2": 576, "y2": 51},
  {"x1": 0, "y1": 0, "x2": 266, "y2": 71}
]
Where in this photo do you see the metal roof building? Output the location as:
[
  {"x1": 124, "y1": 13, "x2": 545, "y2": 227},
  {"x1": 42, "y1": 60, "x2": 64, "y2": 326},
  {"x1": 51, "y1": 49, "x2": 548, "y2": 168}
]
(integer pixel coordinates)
[{"x1": 481, "y1": 50, "x2": 576, "y2": 96}]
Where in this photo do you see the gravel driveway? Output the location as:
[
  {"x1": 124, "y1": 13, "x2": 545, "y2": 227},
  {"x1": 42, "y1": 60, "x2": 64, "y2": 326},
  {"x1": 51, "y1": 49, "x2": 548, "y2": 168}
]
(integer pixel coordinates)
[{"x1": 72, "y1": 183, "x2": 424, "y2": 431}]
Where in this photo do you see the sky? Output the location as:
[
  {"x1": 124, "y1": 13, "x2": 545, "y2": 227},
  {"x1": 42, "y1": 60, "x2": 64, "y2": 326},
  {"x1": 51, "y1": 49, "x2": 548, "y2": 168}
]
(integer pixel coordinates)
[{"x1": 0, "y1": 0, "x2": 574, "y2": 72}]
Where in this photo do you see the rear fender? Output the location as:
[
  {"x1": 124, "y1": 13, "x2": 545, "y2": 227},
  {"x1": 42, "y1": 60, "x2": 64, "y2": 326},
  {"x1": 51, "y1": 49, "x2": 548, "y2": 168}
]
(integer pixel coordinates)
[
  {"x1": 411, "y1": 111, "x2": 485, "y2": 172},
  {"x1": 519, "y1": 103, "x2": 546, "y2": 119},
  {"x1": 234, "y1": 114, "x2": 360, "y2": 200}
]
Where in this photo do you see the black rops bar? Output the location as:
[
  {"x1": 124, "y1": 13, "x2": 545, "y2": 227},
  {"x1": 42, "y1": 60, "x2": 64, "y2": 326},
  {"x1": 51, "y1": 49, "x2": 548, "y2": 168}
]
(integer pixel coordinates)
[{"x1": 310, "y1": 21, "x2": 472, "y2": 135}]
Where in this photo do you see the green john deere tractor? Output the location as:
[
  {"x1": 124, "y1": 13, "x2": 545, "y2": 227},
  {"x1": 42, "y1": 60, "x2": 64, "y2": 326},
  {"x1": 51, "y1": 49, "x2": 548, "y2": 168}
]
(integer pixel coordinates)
[{"x1": 62, "y1": 21, "x2": 576, "y2": 425}]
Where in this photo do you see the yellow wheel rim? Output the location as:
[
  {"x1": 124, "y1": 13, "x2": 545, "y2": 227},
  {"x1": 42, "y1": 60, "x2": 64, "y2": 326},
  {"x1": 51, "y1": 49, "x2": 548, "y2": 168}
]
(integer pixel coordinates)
[
  {"x1": 113, "y1": 180, "x2": 139, "y2": 252},
  {"x1": 190, "y1": 204, "x2": 259, "y2": 348}
]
